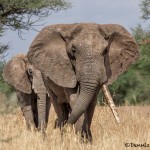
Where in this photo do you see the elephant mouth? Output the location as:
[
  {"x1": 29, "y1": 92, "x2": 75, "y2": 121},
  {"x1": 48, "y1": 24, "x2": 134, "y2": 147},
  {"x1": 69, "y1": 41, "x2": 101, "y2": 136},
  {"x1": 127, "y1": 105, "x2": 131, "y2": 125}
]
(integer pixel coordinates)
[{"x1": 102, "y1": 83, "x2": 120, "y2": 123}]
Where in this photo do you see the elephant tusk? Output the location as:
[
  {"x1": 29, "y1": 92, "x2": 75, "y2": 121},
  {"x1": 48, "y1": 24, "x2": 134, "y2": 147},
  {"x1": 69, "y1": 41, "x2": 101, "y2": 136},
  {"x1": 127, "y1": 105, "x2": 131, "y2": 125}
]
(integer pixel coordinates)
[{"x1": 102, "y1": 84, "x2": 120, "y2": 124}]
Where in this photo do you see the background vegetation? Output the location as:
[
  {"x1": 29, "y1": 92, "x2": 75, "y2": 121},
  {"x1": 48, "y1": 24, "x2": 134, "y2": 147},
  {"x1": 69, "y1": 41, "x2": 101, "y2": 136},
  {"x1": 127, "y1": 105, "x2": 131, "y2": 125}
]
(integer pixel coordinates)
[{"x1": 0, "y1": 0, "x2": 149, "y2": 107}]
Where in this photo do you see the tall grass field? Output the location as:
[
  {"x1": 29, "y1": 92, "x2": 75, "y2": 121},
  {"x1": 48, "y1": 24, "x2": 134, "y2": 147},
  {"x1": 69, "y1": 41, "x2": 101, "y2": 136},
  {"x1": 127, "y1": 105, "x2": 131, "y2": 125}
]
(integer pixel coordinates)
[{"x1": 0, "y1": 93, "x2": 149, "y2": 150}]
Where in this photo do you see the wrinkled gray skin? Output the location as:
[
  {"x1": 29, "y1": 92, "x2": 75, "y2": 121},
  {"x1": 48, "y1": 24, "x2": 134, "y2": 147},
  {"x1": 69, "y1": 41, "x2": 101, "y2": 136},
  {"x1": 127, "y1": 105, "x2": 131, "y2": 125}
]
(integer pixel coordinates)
[
  {"x1": 28, "y1": 23, "x2": 139, "y2": 141},
  {"x1": 42, "y1": 77, "x2": 71, "y2": 129},
  {"x1": 2, "y1": 54, "x2": 50, "y2": 132}
]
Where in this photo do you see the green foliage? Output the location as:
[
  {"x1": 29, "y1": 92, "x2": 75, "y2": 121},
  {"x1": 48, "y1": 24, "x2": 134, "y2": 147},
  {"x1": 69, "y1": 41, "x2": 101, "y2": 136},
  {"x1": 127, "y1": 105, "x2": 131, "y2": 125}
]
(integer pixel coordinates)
[
  {"x1": 0, "y1": 61, "x2": 14, "y2": 98},
  {"x1": 0, "y1": 0, "x2": 71, "y2": 31},
  {"x1": 140, "y1": 0, "x2": 150, "y2": 20},
  {"x1": 0, "y1": 81, "x2": 14, "y2": 99}
]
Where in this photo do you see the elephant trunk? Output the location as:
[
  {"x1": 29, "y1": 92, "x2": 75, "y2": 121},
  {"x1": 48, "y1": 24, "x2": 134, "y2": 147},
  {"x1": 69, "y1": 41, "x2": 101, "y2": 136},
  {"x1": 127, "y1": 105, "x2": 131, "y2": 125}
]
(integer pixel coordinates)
[
  {"x1": 67, "y1": 78, "x2": 99, "y2": 124},
  {"x1": 67, "y1": 58, "x2": 107, "y2": 124},
  {"x1": 32, "y1": 71, "x2": 47, "y2": 132},
  {"x1": 37, "y1": 92, "x2": 47, "y2": 131}
]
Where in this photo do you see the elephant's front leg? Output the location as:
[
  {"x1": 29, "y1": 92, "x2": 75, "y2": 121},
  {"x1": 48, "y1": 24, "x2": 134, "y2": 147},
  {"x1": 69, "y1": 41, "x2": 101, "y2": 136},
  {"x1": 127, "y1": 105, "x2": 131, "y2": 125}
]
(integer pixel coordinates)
[
  {"x1": 16, "y1": 90, "x2": 36, "y2": 130},
  {"x1": 54, "y1": 102, "x2": 71, "y2": 128},
  {"x1": 53, "y1": 101, "x2": 71, "y2": 129},
  {"x1": 47, "y1": 89, "x2": 68, "y2": 129}
]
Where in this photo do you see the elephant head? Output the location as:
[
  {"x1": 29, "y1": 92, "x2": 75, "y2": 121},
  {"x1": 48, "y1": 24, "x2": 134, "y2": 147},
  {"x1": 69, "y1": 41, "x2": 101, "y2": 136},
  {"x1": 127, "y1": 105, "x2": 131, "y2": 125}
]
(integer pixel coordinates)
[
  {"x1": 28, "y1": 23, "x2": 139, "y2": 125},
  {"x1": 2, "y1": 54, "x2": 48, "y2": 131}
]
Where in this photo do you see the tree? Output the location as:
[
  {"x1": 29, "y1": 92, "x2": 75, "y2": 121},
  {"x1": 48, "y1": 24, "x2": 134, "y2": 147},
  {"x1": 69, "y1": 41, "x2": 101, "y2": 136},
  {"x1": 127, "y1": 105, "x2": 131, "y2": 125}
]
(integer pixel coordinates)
[
  {"x1": 0, "y1": 0, "x2": 70, "y2": 31},
  {"x1": 0, "y1": 0, "x2": 71, "y2": 56},
  {"x1": 140, "y1": 0, "x2": 150, "y2": 20}
]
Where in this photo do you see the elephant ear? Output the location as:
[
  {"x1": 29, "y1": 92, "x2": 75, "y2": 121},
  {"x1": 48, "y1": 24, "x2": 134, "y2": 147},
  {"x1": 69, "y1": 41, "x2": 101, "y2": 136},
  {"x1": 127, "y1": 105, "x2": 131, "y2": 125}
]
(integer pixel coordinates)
[
  {"x1": 28, "y1": 24, "x2": 77, "y2": 88},
  {"x1": 2, "y1": 54, "x2": 32, "y2": 93},
  {"x1": 100, "y1": 24, "x2": 140, "y2": 84}
]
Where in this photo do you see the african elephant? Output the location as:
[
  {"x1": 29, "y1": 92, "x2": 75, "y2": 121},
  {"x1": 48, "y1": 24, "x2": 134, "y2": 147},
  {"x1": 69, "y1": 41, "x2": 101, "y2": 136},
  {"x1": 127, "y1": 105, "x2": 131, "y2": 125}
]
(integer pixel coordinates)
[
  {"x1": 27, "y1": 23, "x2": 139, "y2": 141},
  {"x1": 2, "y1": 54, "x2": 50, "y2": 132}
]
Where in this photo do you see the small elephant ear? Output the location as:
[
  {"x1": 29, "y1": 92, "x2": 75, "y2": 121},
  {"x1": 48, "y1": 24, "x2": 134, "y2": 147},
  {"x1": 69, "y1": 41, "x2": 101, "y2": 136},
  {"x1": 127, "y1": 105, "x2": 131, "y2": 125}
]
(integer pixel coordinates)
[
  {"x1": 99, "y1": 24, "x2": 140, "y2": 84},
  {"x1": 28, "y1": 24, "x2": 77, "y2": 88},
  {"x1": 2, "y1": 54, "x2": 32, "y2": 93}
]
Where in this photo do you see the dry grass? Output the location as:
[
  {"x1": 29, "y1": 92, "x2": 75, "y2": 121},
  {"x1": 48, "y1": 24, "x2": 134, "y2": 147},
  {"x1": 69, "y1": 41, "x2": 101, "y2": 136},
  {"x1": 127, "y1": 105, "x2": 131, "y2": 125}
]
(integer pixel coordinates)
[{"x1": 0, "y1": 101, "x2": 150, "y2": 150}]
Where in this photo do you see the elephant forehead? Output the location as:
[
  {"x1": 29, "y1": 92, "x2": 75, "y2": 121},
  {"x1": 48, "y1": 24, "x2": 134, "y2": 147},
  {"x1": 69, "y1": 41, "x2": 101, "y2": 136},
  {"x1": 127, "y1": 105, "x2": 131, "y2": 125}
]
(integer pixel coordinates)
[
  {"x1": 78, "y1": 32, "x2": 104, "y2": 40},
  {"x1": 75, "y1": 32, "x2": 107, "y2": 50}
]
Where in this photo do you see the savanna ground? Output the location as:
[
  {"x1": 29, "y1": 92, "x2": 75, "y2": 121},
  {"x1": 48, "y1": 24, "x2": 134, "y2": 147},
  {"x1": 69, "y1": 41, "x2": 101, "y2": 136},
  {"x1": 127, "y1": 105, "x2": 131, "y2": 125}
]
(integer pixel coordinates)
[{"x1": 0, "y1": 92, "x2": 150, "y2": 150}]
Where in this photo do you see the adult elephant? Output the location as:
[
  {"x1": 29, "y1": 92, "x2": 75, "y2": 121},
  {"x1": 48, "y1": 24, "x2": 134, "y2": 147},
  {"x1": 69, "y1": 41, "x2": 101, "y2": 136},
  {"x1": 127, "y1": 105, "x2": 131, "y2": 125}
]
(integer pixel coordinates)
[
  {"x1": 3, "y1": 54, "x2": 51, "y2": 132},
  {"x1": 27, "y1": 23, "x2": 139, "y2": 141}
]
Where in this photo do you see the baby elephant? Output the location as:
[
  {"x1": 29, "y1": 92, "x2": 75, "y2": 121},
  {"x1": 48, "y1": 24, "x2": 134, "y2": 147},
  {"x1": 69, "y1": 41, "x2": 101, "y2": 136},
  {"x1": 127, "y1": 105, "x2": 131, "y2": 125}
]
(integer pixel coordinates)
[{"x1": 2, "y1": 54, "x2": 50, "y2": 132}]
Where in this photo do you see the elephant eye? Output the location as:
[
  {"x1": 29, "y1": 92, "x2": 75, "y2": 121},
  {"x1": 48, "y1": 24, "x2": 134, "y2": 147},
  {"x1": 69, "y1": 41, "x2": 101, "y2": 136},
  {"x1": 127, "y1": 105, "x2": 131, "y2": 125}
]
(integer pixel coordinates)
[
  {"x1": 70, "y1": 45, "x2": 76, "y2": 59},
  {"x1": 28, "y1": 69, "x2": 32, "y2": 75},
  {"x1": 72, "y1": 46, "x2": 76, "y2": 54},
  {"x1": 102, "y1": 48, "x2": 108, "y2": 55}
]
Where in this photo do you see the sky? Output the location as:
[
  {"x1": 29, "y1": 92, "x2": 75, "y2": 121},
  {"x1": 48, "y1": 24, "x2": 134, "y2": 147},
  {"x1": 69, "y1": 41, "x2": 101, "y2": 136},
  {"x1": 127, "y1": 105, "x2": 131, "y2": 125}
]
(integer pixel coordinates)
[{"x1": 1, "y1": 0, "x2": 149, "y2": 61}]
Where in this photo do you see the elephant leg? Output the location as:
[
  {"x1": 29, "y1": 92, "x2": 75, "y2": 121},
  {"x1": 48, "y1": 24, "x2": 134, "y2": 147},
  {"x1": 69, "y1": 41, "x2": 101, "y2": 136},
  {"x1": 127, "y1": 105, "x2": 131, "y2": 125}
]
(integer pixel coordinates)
[
  {"x1": 47, "y1": 88, "x2": 66, "y2": 129},
  {"x1": 54, "y1": 102, "x2": 71, "y2": 129},
  {"x1": 21, "y1": 106, "x2": 35, "y2": 130},
  {"x1": 60, "y1": 103, "x2": 71, "y2": 124},
  {"x1": 16, "y1": 90, "x2": 36, "y2": 130}
]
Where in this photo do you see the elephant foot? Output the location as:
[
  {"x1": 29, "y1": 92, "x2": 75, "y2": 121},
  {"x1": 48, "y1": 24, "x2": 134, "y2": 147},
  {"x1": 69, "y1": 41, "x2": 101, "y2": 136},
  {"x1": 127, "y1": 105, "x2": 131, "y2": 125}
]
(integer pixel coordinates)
[
  {"x1": 61, "y1": 123, "x2": 74, "y2": 135},
  {"x1": 61, "y1": 123, "x2": 92, "y2": 143},
  {"x1": 26, "y1": 121, "x2": 36, "y2": 132},
  {"x1": 80, "y1": 129, "x2": 92, "y2": 143},
  {"x1": 36, "y1": 128, "x2": 47, "y2": 141},
  {"x1": 37, "y1": 120, "x2": 47, "y2": 134},
  {"x1": 40, "y1": 130, "x2": 47, "y2": 140},
  {"x1": 54, "y1": 118, "x2": 67, "y2": 129}
]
